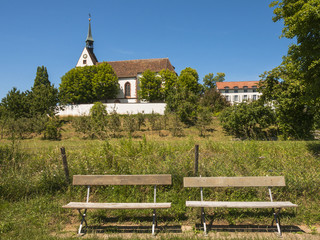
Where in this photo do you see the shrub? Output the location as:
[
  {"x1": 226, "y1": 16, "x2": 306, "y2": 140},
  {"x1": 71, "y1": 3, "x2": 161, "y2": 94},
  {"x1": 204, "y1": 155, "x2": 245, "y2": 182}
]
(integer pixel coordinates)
[{"x1": 219, "y1": 101, "x2": 277, "y2": 140}]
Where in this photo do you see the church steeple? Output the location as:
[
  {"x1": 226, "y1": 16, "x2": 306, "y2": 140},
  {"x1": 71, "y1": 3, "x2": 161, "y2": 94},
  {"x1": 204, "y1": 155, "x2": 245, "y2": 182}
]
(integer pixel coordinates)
[
  {"x1": 86, "y1": 15, "x2": 94, "y2": 51},
  {"x1": 76, "y1": 15, "x2": 98, "y2": 67}
]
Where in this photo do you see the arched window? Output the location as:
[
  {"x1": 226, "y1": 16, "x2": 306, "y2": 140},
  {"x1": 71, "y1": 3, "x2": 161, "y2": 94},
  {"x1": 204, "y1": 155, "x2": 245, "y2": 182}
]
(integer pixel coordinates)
[{"x1": 125, "y1": 82, "x2": 131, "y2": 97}]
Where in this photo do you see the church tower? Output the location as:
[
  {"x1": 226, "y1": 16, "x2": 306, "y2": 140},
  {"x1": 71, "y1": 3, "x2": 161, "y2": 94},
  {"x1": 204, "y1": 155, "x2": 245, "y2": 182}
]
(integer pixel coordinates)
[{"x1": 76, "y1": 16, "x2": 98, "y2": 67}]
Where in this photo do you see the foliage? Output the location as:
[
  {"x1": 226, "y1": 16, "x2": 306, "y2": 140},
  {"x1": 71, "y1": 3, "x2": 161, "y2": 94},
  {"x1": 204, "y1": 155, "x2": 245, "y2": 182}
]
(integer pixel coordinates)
[
  {"x1": 0, "y1": 87, "x2": 31, "y2": 119},
  {"x1": 203, "y1": 72, "x2": 225, "y2": 90},
  {"x1": 59, "y1": 62, "x2": 119, "y2": 104},
  {"x1": 200, "y1": 87, "x2": 230, "y2": 113},
  {"x1": 33, "y1": 66, "x2": 50, "y2": 87},
  {"x1": 159, "y1": 69, "x2": 178, "y2": 101},
  {"x1": 195, "y1": 107, "x2": 212, "y2": 137},
  {"x1": 166, "y1": 67, "x2": 202, "y2": 126},
  {"x1": 270, "y1": 0, "x2": 320, "y2": 100},
  {"x1": 138, "y1": 69, "x2": 163, "y2": 102},
  {"x1": 259, "y1": 69, "x2": 315, "y2": 139},
  {"x1": 219, "y1": 101, "x2": 277, "y2": 139},
  {"x1": 43, "y1": 117, "x2": 62, "y2": 140}
]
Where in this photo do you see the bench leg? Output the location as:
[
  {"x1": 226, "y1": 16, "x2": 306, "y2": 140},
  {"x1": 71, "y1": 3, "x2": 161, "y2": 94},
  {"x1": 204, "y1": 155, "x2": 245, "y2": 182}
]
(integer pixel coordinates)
[
  {"x1": 201, "y1": 207, "x2": 207, "y2": 236},
  {"x1": 78, "y1": 209, "x2": 88, "y2": 235},
  {"x1": 271, "y1": 208, "x2": 282, "y2": 237},
  {"x1": 152, "y1": 209, "x2": 157, "y2": 236}
]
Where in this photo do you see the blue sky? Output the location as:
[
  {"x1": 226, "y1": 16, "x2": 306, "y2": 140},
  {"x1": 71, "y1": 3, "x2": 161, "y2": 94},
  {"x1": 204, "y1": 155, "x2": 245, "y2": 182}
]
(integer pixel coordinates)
[{"x1": 0, "y1": 0, "x2": 294, "y2": 100}]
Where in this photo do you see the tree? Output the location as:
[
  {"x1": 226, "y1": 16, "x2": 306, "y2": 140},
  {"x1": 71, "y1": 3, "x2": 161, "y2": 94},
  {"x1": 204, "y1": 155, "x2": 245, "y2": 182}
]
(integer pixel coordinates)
[
  {"x1": 59, "y1": 62, "x2": 119, "y2": 104},
  {"x1": 203, "y1": 72, "x2": 225, "y2": 90},
  {"x1": 165, "y1": 67, "x2": 202, "y2": 126},
  {"x1": 34, "y1": 66, "x2": 50, "y2": 87},
  {"x1": 200, "y1": 88, "x2": 230, "y2": 113},
  {"x1": 138, "y1": 70, "x2": 163, "y2": 102},
  {"x1": 29, "y1": 66, "x2": 59, "y2": 116},
  {"x1": 159, "y1": 69, "x2": 178, "y2": 101},
  {"x1": 270, "y1": 0, "x2": 320, "y2": 100},
  {"x1": 0, "y1": 87, "x2": 31, "y2": 119}
]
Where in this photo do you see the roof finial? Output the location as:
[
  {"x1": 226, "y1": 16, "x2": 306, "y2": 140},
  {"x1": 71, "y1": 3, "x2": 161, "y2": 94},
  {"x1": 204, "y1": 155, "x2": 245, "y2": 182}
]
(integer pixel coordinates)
[{"x1": 89, "y1": 13, "x2": 91, "y2": 22}]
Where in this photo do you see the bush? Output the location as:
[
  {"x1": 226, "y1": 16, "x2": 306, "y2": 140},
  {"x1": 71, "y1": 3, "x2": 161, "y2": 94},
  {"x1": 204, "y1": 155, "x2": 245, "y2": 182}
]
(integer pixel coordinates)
[{"x1": 219, "y1": 101, "x2": 277, "y2": 140}]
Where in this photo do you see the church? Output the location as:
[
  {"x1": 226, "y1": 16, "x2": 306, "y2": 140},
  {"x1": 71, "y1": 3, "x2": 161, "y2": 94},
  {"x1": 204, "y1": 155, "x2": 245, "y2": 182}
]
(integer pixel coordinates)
[{"x1": 76, "y1": 17, "x2": 175, "y2": 103}]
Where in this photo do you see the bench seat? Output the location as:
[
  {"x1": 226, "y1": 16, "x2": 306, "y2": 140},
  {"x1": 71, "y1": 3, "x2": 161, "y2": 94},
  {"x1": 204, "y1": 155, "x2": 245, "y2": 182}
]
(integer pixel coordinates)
[
  {"x1": 186, "y1": 201, "x2": 297, "y2": 209},
  {"x1": 63, "y1": 202, "x2": 171, "y2": 209}
]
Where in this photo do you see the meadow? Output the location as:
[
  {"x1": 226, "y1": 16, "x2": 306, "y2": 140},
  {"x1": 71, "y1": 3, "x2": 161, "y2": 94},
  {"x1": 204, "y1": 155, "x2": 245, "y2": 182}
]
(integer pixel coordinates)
[{"x1": 0, "y1": 117, "x2": 319, "y2": 239}]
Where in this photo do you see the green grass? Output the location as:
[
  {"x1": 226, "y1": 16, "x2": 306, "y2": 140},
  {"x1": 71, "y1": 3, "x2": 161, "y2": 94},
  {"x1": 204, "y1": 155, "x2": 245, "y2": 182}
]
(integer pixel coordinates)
[{"x1": 1, "y1": 124, "x2": 320, "y2": 238}]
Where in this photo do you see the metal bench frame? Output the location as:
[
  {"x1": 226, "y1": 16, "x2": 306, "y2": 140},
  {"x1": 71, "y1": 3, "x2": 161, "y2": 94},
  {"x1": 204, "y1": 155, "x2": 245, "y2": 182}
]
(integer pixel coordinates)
[
  {"x1": 184, "y1": 176, "x2": 298, "y2": 236},
  {"x1": 63, "y1": 175, "x2": 172, "y2": 235}
]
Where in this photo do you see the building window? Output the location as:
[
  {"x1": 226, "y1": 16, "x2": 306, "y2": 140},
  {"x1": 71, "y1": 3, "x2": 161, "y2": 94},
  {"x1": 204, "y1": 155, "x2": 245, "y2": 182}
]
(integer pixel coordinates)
[
  {"x1": 225, "y1": 95, "x2": 229, "y2": 101},
  {"x1": 83, "y1": 60, "x2": 87, "y2": 64},
  {"x1": 243, "y1": 95, "x2": 247, "y2": 101},
  {"x1": 234, "y1": 95, "x2": 238, "y2": 102},
  {"x1": 252, "y1": 86, "x2": 257, "y2": 92},
  {"x1": 224, "y1": 87, "x2": 229, "y2": 93},
  {"x1": 252, "y1": 95, "x2": 257, "y2": 100},
  {"x1": 243, "y1": 86, "x2": 248, "y2": 92},
  {"x1": 234, "y1": 86, "x2": 238, "y2": 93},
  {"x1": 125, "y1": 82, "x2": 131, "y2": 97}
]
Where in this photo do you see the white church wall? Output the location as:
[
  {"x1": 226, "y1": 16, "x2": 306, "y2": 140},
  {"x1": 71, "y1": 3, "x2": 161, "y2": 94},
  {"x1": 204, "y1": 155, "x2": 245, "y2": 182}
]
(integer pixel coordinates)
[{"x1": 58, "y1": 103, "x2": 166, "y2": 116}]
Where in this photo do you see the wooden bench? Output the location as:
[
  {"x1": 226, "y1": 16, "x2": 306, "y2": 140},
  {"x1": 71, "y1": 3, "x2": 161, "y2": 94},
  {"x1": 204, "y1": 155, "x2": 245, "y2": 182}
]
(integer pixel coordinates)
[
  {"x1": 184, "y1": 176, "x2": 298, "y2": 236},
  {"x1": 63, "y1": 174, "x2": 172, "y2": 235}
]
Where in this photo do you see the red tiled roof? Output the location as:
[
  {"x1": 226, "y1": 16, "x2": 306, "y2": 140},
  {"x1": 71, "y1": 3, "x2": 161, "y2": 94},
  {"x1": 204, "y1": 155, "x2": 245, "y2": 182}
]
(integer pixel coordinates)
[
  {"x1": 98, "y1": 58, "x2": 175, "y2": 78},
  {"x1": 216, "y1": 81, "x2": 259, "y2": 89}
]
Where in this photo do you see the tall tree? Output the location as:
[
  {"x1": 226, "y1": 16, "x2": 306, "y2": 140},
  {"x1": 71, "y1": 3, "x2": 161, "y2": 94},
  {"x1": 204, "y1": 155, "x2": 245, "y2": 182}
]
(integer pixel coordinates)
[
  {"x1": 30, "y1": 66, "x2": 59, "y2": 116},
  {"x1": 270, "y1": 0, "x2": 320, "y2": 100},
  {"x1": 34, "y1": 66, "x2": 50, "y2": 87}
]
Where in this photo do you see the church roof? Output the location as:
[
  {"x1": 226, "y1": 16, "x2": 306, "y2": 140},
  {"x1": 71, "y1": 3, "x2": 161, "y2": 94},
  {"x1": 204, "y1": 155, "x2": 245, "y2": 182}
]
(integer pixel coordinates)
[
  {"x1": 102, "y1": 58, "x2": 175, "y2": 78},
  {"x1": 86, "y1": 47, "x2": 98, "y2": 65},
  {"x1": 216, "y1": 81, "x2": 259, "y2": 89}
]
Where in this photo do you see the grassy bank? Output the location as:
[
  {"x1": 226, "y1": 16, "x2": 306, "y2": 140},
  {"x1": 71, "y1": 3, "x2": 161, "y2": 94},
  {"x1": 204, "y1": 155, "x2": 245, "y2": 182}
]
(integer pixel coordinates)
[{"x1": 1, "y1": 136, "x2": 320, "y2": 239}]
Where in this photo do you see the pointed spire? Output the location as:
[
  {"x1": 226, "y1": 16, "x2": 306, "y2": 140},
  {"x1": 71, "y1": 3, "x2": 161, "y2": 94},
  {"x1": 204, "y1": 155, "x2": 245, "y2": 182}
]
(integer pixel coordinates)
[{"x1": 86, "y1": 14, "x2": 94, "y2": 49}]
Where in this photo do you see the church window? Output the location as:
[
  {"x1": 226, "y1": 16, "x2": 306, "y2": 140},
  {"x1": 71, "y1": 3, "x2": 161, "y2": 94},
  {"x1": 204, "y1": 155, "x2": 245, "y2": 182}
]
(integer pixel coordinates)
[
  {"x1": 83, "y1": 60, "x2": 87, "y2": 64},
  {"x1": 125, "y1": 82, "x2": 131, "y2": 97}
]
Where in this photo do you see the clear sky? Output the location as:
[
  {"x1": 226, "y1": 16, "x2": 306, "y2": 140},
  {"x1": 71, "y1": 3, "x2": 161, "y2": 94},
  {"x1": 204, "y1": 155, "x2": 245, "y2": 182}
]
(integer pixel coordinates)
[{"x1": 0, "y1": 0, "x2": 294, "y2": 100}]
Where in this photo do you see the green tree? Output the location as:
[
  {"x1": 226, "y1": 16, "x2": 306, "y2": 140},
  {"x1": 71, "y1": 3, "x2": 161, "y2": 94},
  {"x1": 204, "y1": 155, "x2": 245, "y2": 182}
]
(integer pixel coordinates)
[
  {"x1": 34, "y1": 66, "x2": 50, "y2": 87},
  {"x1": 138, "y1": 70, "x2": 163, "y2": 102},
  {"x1": 200, "y1": 88, "x2": 230, "y2": 113},
  {"x1": 0, "y1": 87, "x2": 30, "y2": 119},
  {"x1": 203, "y1": 72, "x2": 225, "y2": 90},
  {"x1": 165, "y1": 67, "x2": 202, "y2": 126},
  {"x1": 159, "y1": 69, "x2": 178, "y2": 101},
  {"x1": 60, "y1": 62, "x2": 119, "y2": 104},
  {"x1": 29, "y1": 66, "x2": 59, "y2": 116},
  {"x1": 270, "y1": 0, "x2": 320, "y2": 100}
]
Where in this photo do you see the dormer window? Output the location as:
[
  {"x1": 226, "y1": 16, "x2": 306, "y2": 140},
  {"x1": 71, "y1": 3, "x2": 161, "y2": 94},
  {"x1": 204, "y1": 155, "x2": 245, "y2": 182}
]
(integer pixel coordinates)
[
  {"x1": 252, "y1": 86, "x2": 257, "y2": 92},
  {"x1": 224, "y1": 86, "x2": 229, "y2": 93},
  {"x1": 243, "y1": 86, "x2": 248, "y2": 93},
  {"x1": 234, "y1": 86, "x2": 238, "y2": 93}
]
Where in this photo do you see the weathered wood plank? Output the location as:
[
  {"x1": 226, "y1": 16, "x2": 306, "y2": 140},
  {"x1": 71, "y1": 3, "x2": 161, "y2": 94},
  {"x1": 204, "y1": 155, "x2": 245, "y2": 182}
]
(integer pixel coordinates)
[
  {"x1": 73, "y1": 174, "x2": 172, "y2": 185},
  {"x1": 62, "y1": 202, "x2": 171, "y2": 209},
  {"x1": 186, "y1": 201, "x2": 298, "y2": 208},
  {"x1": 183, "y1": 176, "x2": 286, "y2": 187}
]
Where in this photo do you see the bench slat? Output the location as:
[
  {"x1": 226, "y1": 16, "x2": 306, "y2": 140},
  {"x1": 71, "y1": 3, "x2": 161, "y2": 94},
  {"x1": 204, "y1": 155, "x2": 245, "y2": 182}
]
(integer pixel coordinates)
[
  {"x1": 184, "y1": 176, "x2": 286, "y2": 187},
  {"x1": 186, "y1": 201, "x2": 298, "y2": 208},
  {"x1": 62, "y1": 202, "x2": 171, "y2": 209},
  {"x1": 73, "y1": 174, "x2": 172, "y2": 186}
]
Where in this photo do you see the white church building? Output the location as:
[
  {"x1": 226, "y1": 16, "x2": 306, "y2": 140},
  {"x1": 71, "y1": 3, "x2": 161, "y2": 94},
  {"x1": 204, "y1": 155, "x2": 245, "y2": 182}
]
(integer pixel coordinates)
[
  {"x1": 58, "y1": 17, "x2": 175, "y2": 116},
  {"x1": 76, "y1": 18, "x2": 175, "y2": 104}
]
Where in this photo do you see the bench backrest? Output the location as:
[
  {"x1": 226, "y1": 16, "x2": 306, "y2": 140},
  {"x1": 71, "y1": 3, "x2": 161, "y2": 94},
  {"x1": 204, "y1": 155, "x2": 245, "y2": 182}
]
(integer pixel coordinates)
[
  {"x1": 73, "y1": 174, "x2": 172, "y2": 186},
  {"x1": 184, "y1": 176, "x2": 285, "y2": 188}
]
